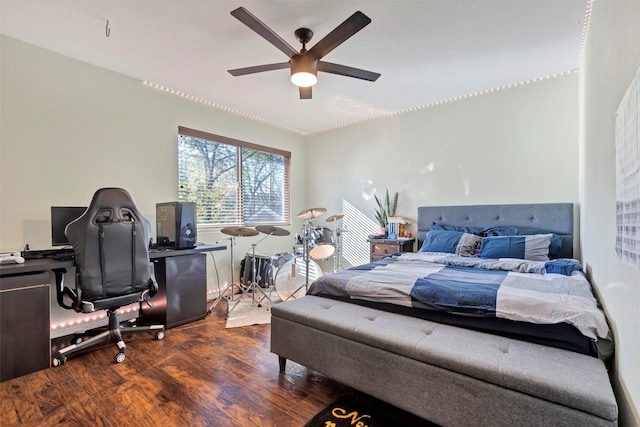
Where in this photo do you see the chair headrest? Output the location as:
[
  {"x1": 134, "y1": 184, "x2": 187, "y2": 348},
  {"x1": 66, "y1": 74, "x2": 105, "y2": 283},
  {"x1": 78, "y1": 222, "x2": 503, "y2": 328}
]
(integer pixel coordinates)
[
  {"x1": 85, "y1": 188, "x2": 142, "y2": 222},
  {"x1": 66, "y1": 187, "x2": 150, "y2": 241}
]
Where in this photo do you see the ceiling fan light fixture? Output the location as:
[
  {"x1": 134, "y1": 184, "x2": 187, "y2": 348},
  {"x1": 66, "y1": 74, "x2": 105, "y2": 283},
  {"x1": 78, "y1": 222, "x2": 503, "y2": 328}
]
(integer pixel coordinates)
[
  {"x1": 291, "y1": 71, "x2": 317, "y2": 87},
  {"x1": 290, "y1": 55, "x2": 318, "y2": 87}
]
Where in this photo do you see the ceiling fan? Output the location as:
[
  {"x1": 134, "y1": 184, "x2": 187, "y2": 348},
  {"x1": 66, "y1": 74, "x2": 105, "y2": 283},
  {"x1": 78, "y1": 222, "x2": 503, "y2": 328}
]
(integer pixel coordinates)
[{"x1": 227, "y1": 7, "x2": 381, "y2": 99}]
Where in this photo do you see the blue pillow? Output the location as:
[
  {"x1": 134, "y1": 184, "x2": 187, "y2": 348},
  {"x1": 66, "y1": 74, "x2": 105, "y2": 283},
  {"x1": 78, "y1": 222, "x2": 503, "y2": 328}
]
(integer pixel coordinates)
[
  {"x1": 431, "y1": 223, "x2": 484, "y2": 235},
  {"x1": 481, "y1": 225, "x2": 518, "y2": 237},
  {"x1": 420, "y1": 230, "x2": 482, "y2": 256},
  {"x1": 478, "y1": 234, "x2": 552, "y2": 261},
  {"x1": 515, "y1": 227, "x2": 562, "y2": 258},
  {"x1": 544, "y1": 259, "x2": 583, "y2": 275},
  {"x1": 481, "y1": 226, "x2": 563, "y2": 258}
]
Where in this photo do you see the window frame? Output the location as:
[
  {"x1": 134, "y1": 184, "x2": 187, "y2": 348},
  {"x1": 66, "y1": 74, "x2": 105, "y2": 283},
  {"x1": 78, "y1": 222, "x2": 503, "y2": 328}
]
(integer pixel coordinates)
[{"x1": 178, "y1": 126, "x2": 291, "y2": 229}]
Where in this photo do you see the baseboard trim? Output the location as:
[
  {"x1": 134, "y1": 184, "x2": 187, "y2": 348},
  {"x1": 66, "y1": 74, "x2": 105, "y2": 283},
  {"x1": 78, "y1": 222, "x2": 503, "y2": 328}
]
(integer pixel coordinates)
[{"x1": 613, "y1": 372, "x2": 640, "y2": 427}]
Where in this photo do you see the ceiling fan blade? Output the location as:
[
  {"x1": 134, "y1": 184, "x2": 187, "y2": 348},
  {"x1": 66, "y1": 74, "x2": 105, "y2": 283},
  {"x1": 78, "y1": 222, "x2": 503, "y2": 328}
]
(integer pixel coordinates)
[
  {"x1": 307, "y1": 11, "x2": 371, "y2": 60},
  {"x1": 317, "y1": 61, "x2": 381, "y2": 82},
  {"x1": 231, "y1": 7, "x2": 298, "y2": 58},
  {"x1": 228, "y1": 62, "x2": 290, "y2": 76},
  {"x1": 299, "y1": 86, "x2": 312, "y2": 99}
]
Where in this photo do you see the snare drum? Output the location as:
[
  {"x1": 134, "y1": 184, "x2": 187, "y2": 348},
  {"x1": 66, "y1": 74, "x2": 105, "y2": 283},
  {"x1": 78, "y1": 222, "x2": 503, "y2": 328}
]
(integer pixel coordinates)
[
  {"x1": 308, "y1": 227, "x2": 335, "y2": 260},
  {"x1": 240, "y1": 253, "x2": 275, "y2": 288},
  {"x1": 274, "y1": 257, "x2": 322, "y2": 301}
]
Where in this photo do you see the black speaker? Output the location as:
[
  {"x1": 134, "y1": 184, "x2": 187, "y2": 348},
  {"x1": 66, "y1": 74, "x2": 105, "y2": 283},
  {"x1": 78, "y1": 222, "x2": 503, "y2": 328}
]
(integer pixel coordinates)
[{"x1": 156, "y1": 202, "x2": 197, "y2": 249}]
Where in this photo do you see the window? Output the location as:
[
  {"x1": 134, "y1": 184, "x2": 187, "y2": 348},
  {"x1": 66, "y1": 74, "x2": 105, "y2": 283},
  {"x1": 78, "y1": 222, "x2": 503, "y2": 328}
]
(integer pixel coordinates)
[{"x1": 177, "y1": 126, "x2": 291, "y2": 228}]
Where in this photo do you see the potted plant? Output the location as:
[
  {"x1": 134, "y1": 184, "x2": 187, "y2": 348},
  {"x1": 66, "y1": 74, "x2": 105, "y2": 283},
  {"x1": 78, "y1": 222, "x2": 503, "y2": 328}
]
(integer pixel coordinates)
[{"x1": 373, "y1": 189, "x2": 398, "y2": 235}]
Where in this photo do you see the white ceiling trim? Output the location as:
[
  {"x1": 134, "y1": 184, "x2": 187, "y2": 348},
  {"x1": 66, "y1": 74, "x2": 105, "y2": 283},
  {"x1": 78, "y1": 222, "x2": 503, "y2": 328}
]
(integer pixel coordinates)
[{"x1": 144, "y1": 68, "x2": 579, "y2": 136}]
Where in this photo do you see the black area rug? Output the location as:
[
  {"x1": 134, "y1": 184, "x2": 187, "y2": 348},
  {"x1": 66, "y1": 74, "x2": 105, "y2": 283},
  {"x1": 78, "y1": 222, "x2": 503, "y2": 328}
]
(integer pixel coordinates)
[{"x1": 304, "y1": 394, "x2": 438, "y2": 427}]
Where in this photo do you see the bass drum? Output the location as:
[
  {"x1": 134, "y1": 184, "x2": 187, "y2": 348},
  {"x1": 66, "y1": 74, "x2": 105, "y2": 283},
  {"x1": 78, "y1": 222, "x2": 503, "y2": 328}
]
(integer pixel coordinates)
[{"x1": 274, "y1": 257, "x2": 323, "y2": 301}]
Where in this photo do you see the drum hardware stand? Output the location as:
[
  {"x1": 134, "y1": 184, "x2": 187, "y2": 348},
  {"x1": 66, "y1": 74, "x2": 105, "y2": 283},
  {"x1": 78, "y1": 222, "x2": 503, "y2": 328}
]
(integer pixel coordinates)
[
  {"x1": 283, "y1": 219, "x2": 313, "y2": 302},
  {"x1": 211, "y1": 226, "x2": 259, "y2": 319},
  {"x1": 333, "y1": 228, "x2": 347, "y2": 273},
  {"x1": 207, "y1": 236, "x2": 236, "y2": 315},
  {"x1": 326, "y1": 213, "x2": 345, "y2": 273},
  {"x1": 228, "y1": 224, "x2": 291, "y2": 311},
  {"x1": 226, "y1": 240, "x2": 271, "y2": 316},
  {"x1": 303, "y1": 221, "x2": 312, "y2": 292},
  {"x1": 249, "y1": 235, "x2": 273, "y2": 307},
  {"x1": 279, "y1": 207, "x2": 327, "y2": 302}
]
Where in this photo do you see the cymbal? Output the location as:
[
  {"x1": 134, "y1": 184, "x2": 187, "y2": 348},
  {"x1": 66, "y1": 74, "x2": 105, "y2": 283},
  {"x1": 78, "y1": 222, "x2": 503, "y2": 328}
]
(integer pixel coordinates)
[
  {"x1": 297, "y1": 207, "x2": 326, "y2": 219},
  {"x1": 255, "y1": 225, "x2": 290, "y2": 237},
  {"x1": 326, "y1": 213, "x2": 344, "y2": 222},
  {"x1": 220, "y1": 226, "x2": 259, "y2": 237}
]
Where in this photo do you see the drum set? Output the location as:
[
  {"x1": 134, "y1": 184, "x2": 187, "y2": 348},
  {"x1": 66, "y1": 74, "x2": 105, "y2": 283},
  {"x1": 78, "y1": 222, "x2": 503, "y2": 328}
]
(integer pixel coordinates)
[{"x1": 209, "y1": 207, "x2": 347, "y2": 318}]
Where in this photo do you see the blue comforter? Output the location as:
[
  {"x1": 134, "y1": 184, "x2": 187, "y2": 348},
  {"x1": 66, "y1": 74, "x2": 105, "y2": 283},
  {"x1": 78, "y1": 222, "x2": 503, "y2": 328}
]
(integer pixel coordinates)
[{"x1": 307, "y1": 252, "x2": 610, "y2": 342}]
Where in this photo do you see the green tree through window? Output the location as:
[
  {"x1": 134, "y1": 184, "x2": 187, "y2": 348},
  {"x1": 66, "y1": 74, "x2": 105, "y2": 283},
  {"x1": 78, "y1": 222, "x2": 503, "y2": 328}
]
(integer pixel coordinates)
[{"x1": 178, "y1": 127, "x2": 290, "y2": 227}]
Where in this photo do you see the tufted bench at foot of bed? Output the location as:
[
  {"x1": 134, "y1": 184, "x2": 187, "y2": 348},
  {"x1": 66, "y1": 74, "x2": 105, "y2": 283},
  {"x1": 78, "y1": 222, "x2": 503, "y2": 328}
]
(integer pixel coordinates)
[{"x1": 270, "y1": 295, "x2": 618, "y2": 427}]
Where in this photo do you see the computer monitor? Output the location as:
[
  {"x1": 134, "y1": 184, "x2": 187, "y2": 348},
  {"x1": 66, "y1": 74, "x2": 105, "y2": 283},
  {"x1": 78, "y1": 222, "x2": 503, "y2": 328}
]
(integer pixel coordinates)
[{"x1": 51, "y1": 206, "x2": 87, "y2": 246}]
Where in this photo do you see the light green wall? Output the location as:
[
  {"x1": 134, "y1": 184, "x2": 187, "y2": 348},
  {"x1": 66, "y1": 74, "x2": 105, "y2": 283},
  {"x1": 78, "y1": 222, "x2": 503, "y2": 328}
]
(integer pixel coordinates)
[
  {"x1": 0, "y1": 36, "x2": 308, "y2": 313},
  {"x1": 305, "y1": 73, "x2": 579, "y2": 265},
  {"x1": 580, "y1": 1, "x2": 640, "y2": 425}
]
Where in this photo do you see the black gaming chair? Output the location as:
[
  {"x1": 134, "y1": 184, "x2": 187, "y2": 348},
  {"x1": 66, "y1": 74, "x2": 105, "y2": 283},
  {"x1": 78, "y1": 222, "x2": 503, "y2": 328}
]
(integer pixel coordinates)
[{"x1": 52, "y1": 188, "x2": 165, "y2": 366}]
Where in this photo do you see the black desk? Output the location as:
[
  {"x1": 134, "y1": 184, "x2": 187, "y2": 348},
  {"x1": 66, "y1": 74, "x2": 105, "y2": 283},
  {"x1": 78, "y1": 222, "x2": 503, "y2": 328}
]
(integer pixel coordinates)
[
  {"x1": 148, "y1": 244, "x2": 225, "y2": 259},
  {"x1": 0, "y1": 257, "x2": 75, "y2": 275},
  {"x1": 0, "y1": 267, "x2": 51, "y2": 381},
  {"x1": 0, "y1": 244, "x2": 225, "y2": 381},
  {"x1": 0, "y1": 244, "x2": 225, "y2": 274},
  {"x1": 145, "y1": 245, "x2": 226, "y2": 328}
]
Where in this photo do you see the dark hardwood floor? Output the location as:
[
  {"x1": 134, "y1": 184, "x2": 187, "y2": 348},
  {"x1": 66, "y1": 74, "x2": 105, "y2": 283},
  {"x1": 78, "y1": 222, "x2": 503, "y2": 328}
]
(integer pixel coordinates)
[{"x1": 0, "y1": 301, "x2": 433, "y2": 426}]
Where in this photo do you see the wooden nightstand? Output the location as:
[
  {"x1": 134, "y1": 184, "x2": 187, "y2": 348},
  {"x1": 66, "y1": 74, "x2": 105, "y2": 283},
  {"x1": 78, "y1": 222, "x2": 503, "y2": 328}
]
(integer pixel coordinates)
[{"x1": 369, "y1": 238, "x2": 415, "y2": 262}]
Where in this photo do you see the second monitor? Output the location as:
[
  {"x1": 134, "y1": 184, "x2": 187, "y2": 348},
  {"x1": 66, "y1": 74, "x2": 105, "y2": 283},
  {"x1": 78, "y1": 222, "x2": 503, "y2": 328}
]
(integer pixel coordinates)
[{"x1": 156, "y1": 202, "x2": 197, "y2": 249}]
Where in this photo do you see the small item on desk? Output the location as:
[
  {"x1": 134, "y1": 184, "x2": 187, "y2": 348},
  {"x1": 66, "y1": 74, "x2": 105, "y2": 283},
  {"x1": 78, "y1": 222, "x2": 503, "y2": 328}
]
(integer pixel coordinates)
[
  {"x1": 0, "y1": 253, "x2": 25, "y2": 264},
  {"x1": 368, "y1": 234, "x2": 387, "y2": 240},
  {"x1": 1, "y1": 251, "x2": 21, "y2": 258},
  {"x1": 21, "y1": 248, "x2": 74, "y2": 260},
  {"x1": 52, "y1": 252, "x2": 75, "y2": 261},
  {"x1": 22, "y1": 250, "x2": 53, "y2": 259},
  {"x1": 157, "y1": 236, "x2": 171, "y2": 247}
]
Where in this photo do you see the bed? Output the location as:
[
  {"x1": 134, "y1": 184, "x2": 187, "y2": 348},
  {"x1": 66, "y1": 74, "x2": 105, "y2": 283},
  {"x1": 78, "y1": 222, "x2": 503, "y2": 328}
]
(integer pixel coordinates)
[{"x1": 270, "y1": 203, "x2": 618, "y2": 426}]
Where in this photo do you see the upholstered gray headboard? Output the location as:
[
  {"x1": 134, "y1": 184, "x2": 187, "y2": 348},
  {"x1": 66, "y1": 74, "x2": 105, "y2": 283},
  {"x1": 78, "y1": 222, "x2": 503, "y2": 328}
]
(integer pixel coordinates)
[{"x1": 417, "y1": 203, "x2": 575, "y2": 258}]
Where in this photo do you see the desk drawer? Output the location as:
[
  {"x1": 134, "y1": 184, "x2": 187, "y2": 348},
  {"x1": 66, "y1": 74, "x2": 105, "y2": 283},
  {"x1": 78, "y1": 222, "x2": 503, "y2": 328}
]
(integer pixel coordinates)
[
  {"x1": 142, "y1": 253, "x2": 207, "y2": 329},
  {"x1": 0, "y1": 272, "x2": 51, "y2": 381}
]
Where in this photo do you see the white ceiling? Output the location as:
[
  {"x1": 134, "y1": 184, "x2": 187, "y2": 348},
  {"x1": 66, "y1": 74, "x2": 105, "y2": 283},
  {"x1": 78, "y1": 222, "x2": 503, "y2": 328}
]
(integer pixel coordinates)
[{"x1": 0, "y1": 1, "x2": 588, "y2": 135}]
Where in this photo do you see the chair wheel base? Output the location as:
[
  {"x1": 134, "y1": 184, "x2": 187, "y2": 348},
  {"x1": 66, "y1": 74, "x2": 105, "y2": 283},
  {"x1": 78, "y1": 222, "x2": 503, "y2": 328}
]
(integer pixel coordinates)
[
  {"x1": 155, "y1": 331, "x2": 165, "y2": 340},
  {"x1": 114, "y1": 352, "x2": 126, "y2": 363},
  {"x1": 52, "y1": 355, "x2": 67, "y2": 367}
]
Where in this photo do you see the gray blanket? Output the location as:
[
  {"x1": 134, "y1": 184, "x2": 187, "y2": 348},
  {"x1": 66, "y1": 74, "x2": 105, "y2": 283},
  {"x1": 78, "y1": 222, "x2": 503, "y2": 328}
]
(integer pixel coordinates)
[{"x1": 308, "y1": 252, "x2": 610, "y2": 346}]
